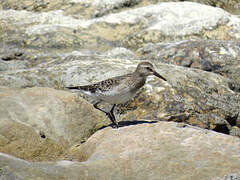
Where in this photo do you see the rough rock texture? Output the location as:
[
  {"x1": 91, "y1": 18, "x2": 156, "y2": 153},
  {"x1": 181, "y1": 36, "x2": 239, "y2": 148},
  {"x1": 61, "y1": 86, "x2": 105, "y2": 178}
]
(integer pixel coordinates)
[
  {"x1": 186, "y1": 0, "x2": 240, "y2": 15},
  {"x1": 0, "y1": 0, "x2": 239, "y2": 16},
  {"x1": 0, "y1": 86, "x2": 107, "y2": 161},
  {"x1": 0, "y1": 43, "x2": 29, "y2": 71},
  {"x1": 119, "y1": 62, "x2": 240, "y2": 137},
  {"x1": 0, "y1": 122, "x2": 239, "y2": 180},
  {"x1": 212, "y1": 174, "x2": 240, "y2": 180},
  {"x1": 0, "y1": 2, "x2": 239, "y2": 50},
  {"x1": 139, "y1": 40, "x2": 240, "y2": 84}
]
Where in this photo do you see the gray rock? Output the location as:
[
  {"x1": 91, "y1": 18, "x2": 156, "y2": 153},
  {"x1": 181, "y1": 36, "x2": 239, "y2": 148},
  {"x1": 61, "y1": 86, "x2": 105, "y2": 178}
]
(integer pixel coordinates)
[
  {"x1": 138, "y1": 40, "x2": 240, "y2": 84},
  {"x1": 103, "y1": 47, "x2": 136, "y2": 59},
  {"x1": 1, "y1": 0, "x2": 240, "y2": 16},
  {"x1": 0, "y1": 0, "x2": 71, "y2": 12},
  {"x1": 0, "y1": 43, "x2": 28, "y2": 71},
  {"x1": 92, "y1": 0, "x2": 141, "y2": 17},
  {"x1": 0, "y1": 43, "x2": 24, "y2": 61},
  {"x1": 0, "y1": 59, "x2": 29, "y2": 71},
  {"x1": 212, "y1": 174, "x2": 240, "y2": 180},
  {"x1": 0, "y1": 2, "x2": 239, "y2": 50}
]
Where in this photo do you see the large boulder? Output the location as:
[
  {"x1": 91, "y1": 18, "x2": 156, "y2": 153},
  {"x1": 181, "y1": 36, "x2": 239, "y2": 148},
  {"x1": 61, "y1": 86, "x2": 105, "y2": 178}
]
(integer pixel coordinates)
[
  {"x1": 0, "y1": 86, "x2": 107, "y2": 161},
  {"x1": 0, "y1": 122, "x2": 239, "y2": 179}
]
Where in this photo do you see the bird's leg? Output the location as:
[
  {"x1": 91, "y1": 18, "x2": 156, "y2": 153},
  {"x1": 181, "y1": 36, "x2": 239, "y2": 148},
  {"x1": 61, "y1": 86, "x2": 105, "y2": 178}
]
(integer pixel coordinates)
[
  {"x1": 93, "y1": 101, "x2": 108, "y2": 114},
  {"x1": 108, "y1": 104, "x2": 118, "y2": 128},
  {"x1": 93, "y1": 102, "x2": 118, "y2": 128}
]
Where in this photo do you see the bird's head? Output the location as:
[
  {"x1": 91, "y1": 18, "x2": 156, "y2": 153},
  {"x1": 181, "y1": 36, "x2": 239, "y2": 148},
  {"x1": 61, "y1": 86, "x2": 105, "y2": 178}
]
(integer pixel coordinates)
[{"x1": 136, "y1": 62, "x2": 167, "y2": 81}]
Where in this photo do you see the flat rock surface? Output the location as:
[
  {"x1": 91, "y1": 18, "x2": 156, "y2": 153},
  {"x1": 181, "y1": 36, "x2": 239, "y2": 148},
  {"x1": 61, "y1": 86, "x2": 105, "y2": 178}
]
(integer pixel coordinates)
[{"x1": 0, "y1": 122, "x2": 239, "y2": 180}]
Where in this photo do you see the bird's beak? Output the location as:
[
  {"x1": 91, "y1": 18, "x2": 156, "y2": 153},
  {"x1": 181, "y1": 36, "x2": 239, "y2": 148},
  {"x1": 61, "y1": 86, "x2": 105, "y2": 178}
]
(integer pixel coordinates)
[{"x1": 153, "y1": 71, "x2": 167, "y2": 81}]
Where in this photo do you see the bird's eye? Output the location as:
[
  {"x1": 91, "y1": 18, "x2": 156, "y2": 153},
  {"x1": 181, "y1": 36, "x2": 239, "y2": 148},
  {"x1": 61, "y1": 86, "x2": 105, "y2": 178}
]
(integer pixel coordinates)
[{"x1": 146, "y1": 67, "x2": 152, "y2": 71}]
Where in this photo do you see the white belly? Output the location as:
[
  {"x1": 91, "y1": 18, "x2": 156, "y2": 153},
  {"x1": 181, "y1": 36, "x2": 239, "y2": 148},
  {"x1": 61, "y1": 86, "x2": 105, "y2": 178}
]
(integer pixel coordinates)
[
  {"x1": 99, "y1": 91, "x2": 137, "y2": 104},
  {"x1": 79, "y1": 88, "x2": 138, "y2": 104}
]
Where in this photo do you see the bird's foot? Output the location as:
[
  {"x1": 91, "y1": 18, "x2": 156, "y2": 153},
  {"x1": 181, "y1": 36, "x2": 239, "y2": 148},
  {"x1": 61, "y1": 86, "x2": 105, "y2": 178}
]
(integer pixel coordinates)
[{"x1": 106, "y1": 112, "x2": 118, "y2": 128}]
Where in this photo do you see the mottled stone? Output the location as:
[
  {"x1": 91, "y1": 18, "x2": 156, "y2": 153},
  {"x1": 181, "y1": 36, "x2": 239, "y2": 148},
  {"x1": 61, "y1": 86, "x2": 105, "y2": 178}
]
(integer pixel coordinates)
[
  {"x1": 103, "y1": 47, "x2": 136, "y2": 59},
  {"x1": 1, "y1": 0, "x2": 239, "y2": 16},
  {"x1": 138, "y1": 40, "x2": 240, "y2": 84},
  {"x1": 212, "y1": 174, "x2": 240, "y2": 180},
  {"x1": 0, "y1": 59, "x2": 29, "y2": 71},
  {"x1": 0, "y1": 2, "x2": 239, "y2": 50}
]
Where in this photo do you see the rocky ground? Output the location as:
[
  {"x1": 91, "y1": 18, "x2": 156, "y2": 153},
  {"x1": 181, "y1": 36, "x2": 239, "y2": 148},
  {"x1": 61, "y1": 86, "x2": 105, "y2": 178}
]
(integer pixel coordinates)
[
  {"x1": 0, "y1": 122, "x2": 240, "y2": 180},
  {"x1": 0, "y1": 0, "x2": 240, "y2": 179}
]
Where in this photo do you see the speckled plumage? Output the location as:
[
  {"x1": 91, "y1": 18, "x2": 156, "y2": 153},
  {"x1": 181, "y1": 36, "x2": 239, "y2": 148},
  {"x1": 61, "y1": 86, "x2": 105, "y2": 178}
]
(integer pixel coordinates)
[
  {"x1": 66, "y1": 61, "x2": 166, "y2": 127},
  {"x1": 69, "y1": 73, "x2": 146, "y2": 104}
]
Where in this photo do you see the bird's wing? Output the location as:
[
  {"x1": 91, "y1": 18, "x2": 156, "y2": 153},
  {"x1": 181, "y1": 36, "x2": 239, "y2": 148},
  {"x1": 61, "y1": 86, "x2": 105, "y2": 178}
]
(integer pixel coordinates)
[{"x1": 66, "y1": 73, "x2": 132, "y2": 93}]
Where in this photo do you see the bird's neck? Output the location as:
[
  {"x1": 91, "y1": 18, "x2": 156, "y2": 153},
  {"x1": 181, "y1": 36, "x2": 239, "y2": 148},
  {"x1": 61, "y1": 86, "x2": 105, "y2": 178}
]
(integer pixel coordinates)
[
  {"x1": 132, "y1": 71, "x2": 147, "y2": 89},
  {"x1": 133, "y1": 70, "x2": 147, "y2": 78}
]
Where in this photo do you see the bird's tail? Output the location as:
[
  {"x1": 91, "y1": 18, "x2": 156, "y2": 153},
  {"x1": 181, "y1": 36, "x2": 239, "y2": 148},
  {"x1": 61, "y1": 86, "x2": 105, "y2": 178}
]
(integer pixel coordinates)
[
  {"x1": 65, "y1": 86, "x2": 81, "y2": 90},
  {"x1": 65, "y1": 86, "x2": 95, "y2": 98}
]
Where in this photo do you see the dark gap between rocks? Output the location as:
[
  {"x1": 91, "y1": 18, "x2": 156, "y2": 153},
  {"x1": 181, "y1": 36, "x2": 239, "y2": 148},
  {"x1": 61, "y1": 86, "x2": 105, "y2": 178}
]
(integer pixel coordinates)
[
  {"x1": 97, "y1": 120, "x2": 158, "y2": 130},
  {"x1": 228, "y1": 82, "x2": 240, "y2": 93},
  {"x1": 213, "y1": 124, "x2": 230, "y2": 135},
  {"x1": 225, "y1": 114, "x2": 238, "y2": 126}
]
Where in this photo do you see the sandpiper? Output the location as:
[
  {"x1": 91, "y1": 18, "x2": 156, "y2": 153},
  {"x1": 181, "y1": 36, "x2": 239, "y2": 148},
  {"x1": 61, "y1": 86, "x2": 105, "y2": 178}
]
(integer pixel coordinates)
[{"x1": 66, "y1": 61, "x2": 167, "y2": 128}]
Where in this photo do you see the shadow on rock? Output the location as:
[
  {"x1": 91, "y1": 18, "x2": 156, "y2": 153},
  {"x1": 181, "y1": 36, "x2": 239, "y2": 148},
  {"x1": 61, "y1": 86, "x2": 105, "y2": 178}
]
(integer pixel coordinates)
[{"x1": 98, "y1": 120, "x2": 158, "y2": 130}]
